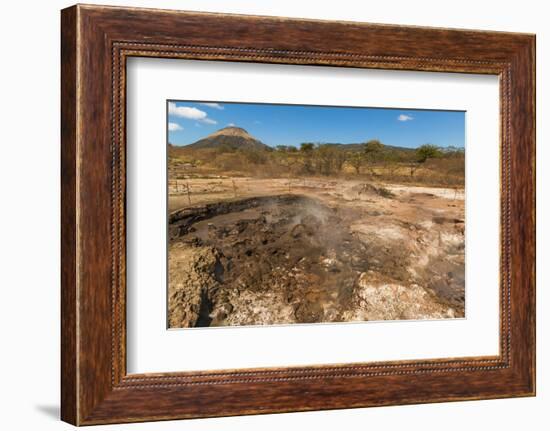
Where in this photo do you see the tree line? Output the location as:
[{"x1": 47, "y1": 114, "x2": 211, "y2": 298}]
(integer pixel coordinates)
[
  {"x1": 174, "y1": 139, "x2": 465, "y2": 185},
  {"x1": 266, "y1": 140, "x2": 461, "y2": 178}
]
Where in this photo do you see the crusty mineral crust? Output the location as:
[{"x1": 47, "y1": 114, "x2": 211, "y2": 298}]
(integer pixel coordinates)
[{"x1": 168, "y1": 182, "x2": 465, "y2": 328}]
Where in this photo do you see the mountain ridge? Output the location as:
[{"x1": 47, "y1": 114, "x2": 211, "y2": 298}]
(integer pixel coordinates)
[
  {"x1": 170, "y1": 126, "x2": 464, "y2": 154},
  {"x1": 181, "y1": 126, "x2": 270, "y2": 151}
]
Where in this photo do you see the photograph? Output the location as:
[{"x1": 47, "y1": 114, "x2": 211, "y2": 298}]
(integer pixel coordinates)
[{"x1": 167, "y1": 101, "x2": 466, "y2": 328}]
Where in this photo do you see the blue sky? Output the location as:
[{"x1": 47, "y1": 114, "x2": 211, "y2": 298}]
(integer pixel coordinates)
[{"x1": 167, "y1": 100, "x2": 465, "y2": 149}]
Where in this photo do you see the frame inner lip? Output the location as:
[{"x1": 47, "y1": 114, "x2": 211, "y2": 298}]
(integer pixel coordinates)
[{"x1": 115, "y1": 44, "x2": 511, "y2": 383}]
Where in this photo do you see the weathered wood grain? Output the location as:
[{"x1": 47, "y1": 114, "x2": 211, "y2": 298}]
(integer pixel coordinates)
[{"x1": 60, "y1": 5, "x2": 78, "y2": 425}]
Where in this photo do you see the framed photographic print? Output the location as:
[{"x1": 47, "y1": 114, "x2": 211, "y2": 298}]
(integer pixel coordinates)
[{"x1": 61, "y1": 4, "x2": 536, "y2": 425}]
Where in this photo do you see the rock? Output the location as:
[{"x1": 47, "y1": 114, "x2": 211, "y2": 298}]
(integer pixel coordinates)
[
  {"x1": 167, "y1": 244, "x2": 221, "y2": 328},
  {"x1": 342, "y1": 273, "x2": 454, "y2": 321}
]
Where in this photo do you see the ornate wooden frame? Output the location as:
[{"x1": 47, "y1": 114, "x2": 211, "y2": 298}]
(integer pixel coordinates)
[{"x1": 61, "y1": 4, "x2": 536, "y2": 425}]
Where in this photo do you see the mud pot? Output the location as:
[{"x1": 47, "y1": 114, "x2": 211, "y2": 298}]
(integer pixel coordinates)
[{"x1": 168, "y1": 186, "x2": 465, "y2": 328}]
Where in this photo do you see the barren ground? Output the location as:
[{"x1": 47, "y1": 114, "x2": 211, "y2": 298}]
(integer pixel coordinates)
[{"x1": 168, "y1": 177, "x2": 465, "y2": 328}]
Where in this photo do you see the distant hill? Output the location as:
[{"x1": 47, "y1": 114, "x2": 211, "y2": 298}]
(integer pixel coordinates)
[
  {"x1": 169, "y1": 129, "x2": 463, "y2": 156},
  {"x1": 299, "y1": 142, "x2": 463, "y2": 154},
  {"x1": 180, "y1": 126, "x2": 271, "y2": 152},
  {"x1": 299, "y1": 142, "x2": 417, "y2": 154}
]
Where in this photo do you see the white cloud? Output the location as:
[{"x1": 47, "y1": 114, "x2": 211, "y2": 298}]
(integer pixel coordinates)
[
  {"x1": 398, "y1": 114, "x2": 414, "y2": 122},
  {"x1": 168, "y1": 102, "x2": 207, "y2": 120},
  {"x1": 200, "y1": 103, "x2": 224, "y2": 110},
  {"x1": 168, "y1": 102, "x2": 217, "y2": 124},
  {"x1": 168, "y1": 122, "x2": 183, "y2": 132},
  {"x1": 227, "y1": 122, "x2": 236, "y2": 127}
]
